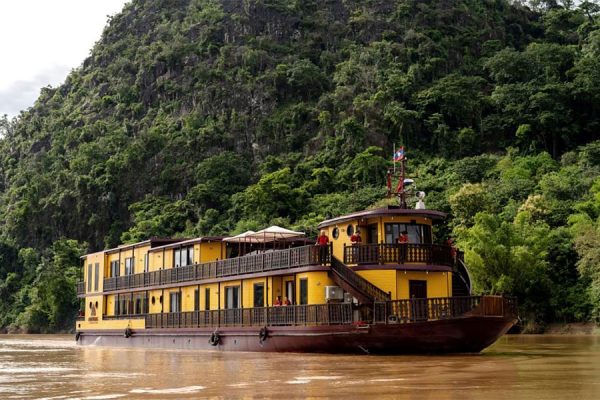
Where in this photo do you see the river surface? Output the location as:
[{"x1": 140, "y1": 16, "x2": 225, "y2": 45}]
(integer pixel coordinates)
[{"x1": 0, "y1": 334, "x2": 599, "y2": 399}]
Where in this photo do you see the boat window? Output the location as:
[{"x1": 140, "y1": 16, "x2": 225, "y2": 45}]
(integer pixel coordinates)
[
  {"x1": 87, "y1": 264, "x2": 92, "y2": 292},
  {"x1": 253, "y1": 283, "x2": 264, "y2": 308},
  {"x1": 347, "y1": 225, "x2": 354, "y2": 237},
  {"x1": 144, "y1": 254, "x2": 149, "y2": 273},
  {"x1": 110, "y1": 260, "x2": 119, "y2": 277},
  {"x1": 286, "y1": 281, "x2": 295, "y2": 304},
  {"x1": 205, "y1": 288, "x2": 210, "y2": 310},
  {"x1": 384, "y1": 223, "x2": 432, "y2": 244},
  {"x1": 169, "y1": 291, "x2": 181, "y2": 313},
  {"x1": 125, "y1": 257, "x2": 134, "y2": 275},
  {"x1": 194, "y1": 288, "x2": 200, "y2": 311},
  {"x1": 114, "y1": 297, "x2": 119, "y2": 315},
  {"x1": 332, "y1": 227, "x2": 339, "y2": 239},
  {"x1": 94, "y1": 263, "x2": 99, "y2": 292},
  {"x1": 174, "y1": 249, "x2": 180, "y2": 268},
  {"x1": 299, "y1": 279, "x2": 308, "y2": 305},
  {"x1": 225, "y1": 286, "x2": 240, "y2": 309},
  {"x1": 135, "y1": 297, "x2": 142, "y2": 314},
  {"x1": 174, "y1": 246, "x2": 194, "y2": 268}
]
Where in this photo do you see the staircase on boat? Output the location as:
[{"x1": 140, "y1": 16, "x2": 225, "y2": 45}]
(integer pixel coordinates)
[
  {"x1": 452, "y1": 251, "x2": 471, "y2": 297},
  {"x1": 329, "y1": 256, "x2": 391, "y2": 303}
]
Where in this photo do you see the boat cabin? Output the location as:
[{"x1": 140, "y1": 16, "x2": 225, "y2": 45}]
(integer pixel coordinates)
[{"x1": 317, "y1": 206, "x2": 456, "y2": 300}]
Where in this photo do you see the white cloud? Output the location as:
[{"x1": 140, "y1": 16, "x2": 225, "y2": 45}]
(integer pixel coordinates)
[{"x1": 0, "y1": 0, "x2": 129, "y2": 117}]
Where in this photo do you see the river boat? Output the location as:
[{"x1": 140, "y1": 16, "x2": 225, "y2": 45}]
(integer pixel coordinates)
[{"x1": 75, "y1": 160, "x2": 517, "y2": 354}]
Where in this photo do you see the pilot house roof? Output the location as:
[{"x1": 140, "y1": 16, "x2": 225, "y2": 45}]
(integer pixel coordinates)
[{"x1": 317, "y1": 206, "x2": 447, "y2": 229}]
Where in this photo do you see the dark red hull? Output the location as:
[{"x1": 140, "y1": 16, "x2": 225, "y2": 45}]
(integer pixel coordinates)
[{"x1": 78, "y1": 315, "x2": 516, "y2": 354}]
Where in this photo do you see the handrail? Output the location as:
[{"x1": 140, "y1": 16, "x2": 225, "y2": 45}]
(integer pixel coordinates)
[
  {"x1": 103, "y1": 245, "x2": 325, "y2": 292},
  {"x1": 330, "y1": 256, "x2": 391, "y2": 302},
  {"x1": 373, "y1": 295, "x2": 517, "y2": 323},
  {"x1": 144, "y1": 303, "x2": 353, "y2": 328},
  {"x1": 343, "y1": 243, "x2": 453, "y2": 266},
  {"x1": 96, "y1": 296, "x2": 517, "y2": 328}
]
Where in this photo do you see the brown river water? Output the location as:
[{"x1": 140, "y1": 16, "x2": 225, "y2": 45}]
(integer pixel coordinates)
[{"x1": 0, "y1": 334, "x2": 599, "y2": 399}]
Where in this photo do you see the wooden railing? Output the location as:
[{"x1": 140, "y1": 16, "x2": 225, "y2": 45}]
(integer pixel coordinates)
[
  {"x1": 144, "y1": 303, "x2": 353, "y2": 328},
  {"x1": 330, "y1": 256, "x2": 391, "y2": 302},
  {"x1": 373, "y1": 296, "x2": 517, "y2": 324},
  {"x1": 97, "y1": 296, "x2": 516, "y2": 329},
  {"x1": 76, "y1": 281, "x2": 85, "y2": 295},
  {"x1": 343, "y1": 243, "x2": 453, "y2": 266},
  {"x1": 103, "y1": 245, "x2": 325, "y2": 292}
]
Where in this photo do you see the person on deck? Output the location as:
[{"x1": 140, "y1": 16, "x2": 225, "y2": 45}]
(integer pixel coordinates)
[
  {"x1": 447, "y1": 238, "x2": 457, "y2": 263},
  {"x1": 283, "y1": 297, "x2": 291, "y2": 306},
  {"x1": 316, "y1": 231, "x2": 330, "y2": 264},
  {"x1": 397, "y1": 230, "x2": 409, "y2": 263},
  {"x1": 274, "y1": 296, "x2": 282, "y2": 307},
  {"x1": 350, "y1": 229, "x2": 362, "y2": 263},
  {"x1": 398, "y1": 231, "x2": 409, "y2": 243},
  {"x1": 350, "y1": 229, "x2": 362, "y2": 244}
]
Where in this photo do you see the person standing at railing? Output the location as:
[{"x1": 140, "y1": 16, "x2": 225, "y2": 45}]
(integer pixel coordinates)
[
  {"x1": 446, "y1": 237, "x2": 457, "y2": 264},
  {"x1": 350, "y1": 229, "x2": 362, "y2": 263},
  {"x1": 397, "y1": 230, "x2": 409, "y2": 263},
  {"x1": 316, "y1": 231, "x2": 329, "y2": 264},
  {"x1": 274, "y1": 296, "x2": 282, "y2": 307}
]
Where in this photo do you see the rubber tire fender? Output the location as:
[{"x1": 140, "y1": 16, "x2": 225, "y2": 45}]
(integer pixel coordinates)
[
  {"x1": 209, "y1": 331, "x2": 220, "y2": 346},
  {"x1": 258, "y1": 326, "x2": 268, "y2": 343}
]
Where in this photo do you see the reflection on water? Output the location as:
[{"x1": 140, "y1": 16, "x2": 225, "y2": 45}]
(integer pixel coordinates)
[{"x1": 0, "y1": 334, "x2": 599, "y2": 399}]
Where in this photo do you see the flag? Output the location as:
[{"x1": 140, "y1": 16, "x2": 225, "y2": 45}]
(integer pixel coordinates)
[{"x1": 393, "y1": 146, "x2": 405, "y2": 162}]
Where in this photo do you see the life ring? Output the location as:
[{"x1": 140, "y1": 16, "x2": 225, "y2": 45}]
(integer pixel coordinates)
[
  {"x1": 124, "y1": 327, "x2": 132, "y2": 338},
  {"x1": 75, "y1": 332, "x2": 81, "y2": 341},
  {"x1": 208, "y1": 331, "x2": 220, "y2": 346},
  {"x1": 258, "y1": 327, "x2": 268, "y2": 343}
]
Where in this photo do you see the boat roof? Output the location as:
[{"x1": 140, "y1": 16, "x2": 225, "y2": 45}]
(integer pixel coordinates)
[
  {"x1": 148, "y1": 236, "x2": 225, "y2": 252},
  {"x1": 100, "y1": 238, "x2": 183, "y2": 256},
  {"x1": 317, "y1": 206, "x2": 447, "y2": 229}
]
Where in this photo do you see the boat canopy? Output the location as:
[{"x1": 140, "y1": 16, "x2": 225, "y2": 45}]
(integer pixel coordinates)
[
  {"x1": 223, "y1": 230, "x2": 261, "y2": 243},
  {"x1": 249, "y1": 225, "x2": 306, "y2": 243},
  {"x1": 224, "y1": 226, "x2": 306, "y2": 243}
]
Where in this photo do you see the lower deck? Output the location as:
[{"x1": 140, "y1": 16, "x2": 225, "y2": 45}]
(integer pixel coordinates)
[{"x1": 77, "y1": 296, "x2": 517, "y2": 354}]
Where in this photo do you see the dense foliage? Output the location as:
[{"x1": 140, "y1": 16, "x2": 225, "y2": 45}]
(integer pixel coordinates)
[{"x1": 1, "y1": 0, "x2": 600, "y2": 332}]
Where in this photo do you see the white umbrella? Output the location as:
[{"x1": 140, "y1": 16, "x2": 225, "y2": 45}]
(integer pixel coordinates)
[
  {"x1": 223, "y1": 230, "x2": 263, "y2": 256},
  {"x1": 223, "y1": 230, "x2": 261, "y2": 243},
  {"x1": 250, "y1": 225, "x2": 305, "y2": 242},
  {"x1": 248, "y1": 225, "x2": 306, "y2": 250}
]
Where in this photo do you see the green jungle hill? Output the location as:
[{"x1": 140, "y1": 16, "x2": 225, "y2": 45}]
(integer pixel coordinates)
[{"x1": 1, "y1": 0, "x2": 600, "y2": 333}]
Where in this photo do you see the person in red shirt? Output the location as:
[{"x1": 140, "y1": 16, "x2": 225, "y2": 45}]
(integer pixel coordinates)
[
  {"x1": 274, "y1": 296, "x2": 282, "y2": 307},
  {"x1": 283, "y1": 297, "x2": 291, "y2": 306},
  {"x1": 397, "y1": 230, "x2": 409, "y2": 263},
  {"x1": 316, "y1": 231, "x2": 329, "y2": 246},
  {"x1": 398, "y1": 231, "x2": 409, "y2": 243},
  {"x1": 350, "y1": 229, "x2": 362, "y2": 263},
  {"x1": 350, "y1": 229, "x2": 362, "y2": 244},
  {"x1": 316, "y1": 231, "x2": 329, "y2": 264}
]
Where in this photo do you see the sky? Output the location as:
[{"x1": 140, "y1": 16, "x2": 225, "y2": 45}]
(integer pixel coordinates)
[{"x1": 0, "y1": 0, "x2": 130, "y2": 118}]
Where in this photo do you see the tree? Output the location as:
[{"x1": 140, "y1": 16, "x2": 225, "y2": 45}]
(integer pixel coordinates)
[{"x1": 458, "y1": 211, "x2": 553, "y2": 327}]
